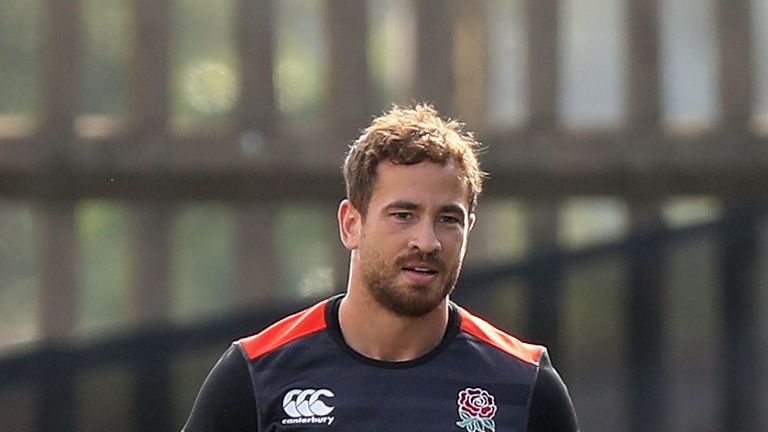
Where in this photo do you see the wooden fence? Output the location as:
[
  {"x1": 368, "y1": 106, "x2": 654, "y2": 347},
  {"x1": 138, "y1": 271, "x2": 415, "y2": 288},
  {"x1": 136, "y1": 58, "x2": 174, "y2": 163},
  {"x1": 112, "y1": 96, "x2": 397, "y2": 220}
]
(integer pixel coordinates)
[{"x1": 1, "y1": 0, "x2": 767, "y2": 431}]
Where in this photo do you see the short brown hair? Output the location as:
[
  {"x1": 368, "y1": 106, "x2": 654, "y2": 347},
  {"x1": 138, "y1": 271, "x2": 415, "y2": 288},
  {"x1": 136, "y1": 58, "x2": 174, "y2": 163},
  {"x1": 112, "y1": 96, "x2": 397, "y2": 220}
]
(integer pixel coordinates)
[{"x1": 343, "y1": 104, "x2": 485, "y2": 216}]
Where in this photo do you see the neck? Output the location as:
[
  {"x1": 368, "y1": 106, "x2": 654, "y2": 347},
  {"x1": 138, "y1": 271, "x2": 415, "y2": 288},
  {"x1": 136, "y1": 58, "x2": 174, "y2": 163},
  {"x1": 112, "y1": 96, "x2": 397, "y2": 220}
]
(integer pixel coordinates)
[{"x1": 338, "y1": 289, "x2": 450, "y2": 362}]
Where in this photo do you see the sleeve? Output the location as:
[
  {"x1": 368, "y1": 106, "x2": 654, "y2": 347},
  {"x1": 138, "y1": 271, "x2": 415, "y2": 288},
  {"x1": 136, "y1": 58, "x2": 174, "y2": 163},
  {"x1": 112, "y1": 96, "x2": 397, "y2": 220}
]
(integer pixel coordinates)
[
  {"x1": 527, "y1": 350, "x2": 580, "y2": 432},
  {"x1": 182, "y1": 344, "x2": 258, "y2": 432}
]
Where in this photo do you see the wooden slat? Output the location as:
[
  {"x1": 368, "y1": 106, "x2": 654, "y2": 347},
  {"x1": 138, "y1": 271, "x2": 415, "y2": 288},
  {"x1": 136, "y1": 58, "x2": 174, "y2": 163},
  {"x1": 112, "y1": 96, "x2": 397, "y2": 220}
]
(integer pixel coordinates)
[
  {"x1": 130, "y1": 203, "x2": 173, "y2": 432},
  {"x1": 526, "y1": 200, "x2": 562, "y2": 358},
  {"x1": 235, "y1": 0, "x2": 276, "y2": 134},
  {"x1": 37, "y1": 0, "x2": 81, "y2": 342},
  {"x1": 37, "y1": 202, "x2": 78, "y2": 432},
  {"x1": 233, "y1": 0, "x2": 281, "y2": 307},
  {"x1": 453, "y1": 0, "x2": 489, "y2": 128},
  {"x1": 414, "y1": 0, "x2": 456, "y2": 114},
  {"x1": 130, "y1": 204, "x2": 172, "y2": 432},
  {"x1": 38, "y1": 202, "x2": 79, "y2": 341},
  {"x1": 326, "y1": 0, "x2": 371, "y2": 137},
  {"x1": 133, "y1": 331, "x2": 172, "y2": 432},
  {"x1": 5, "y1": 127, "x2": 768, "y2": 167},
  {"x1": 234, "y1": 203, "x2": 279, "y2": 305},
  {"x1": 627, "y1": 0, "x2": 661, "y2": 129},
  {"x1": 626, "y1": 202, "x2": 666, "y2": 432},
  {"x1": 715, "y1": 2, "x2": 759, "y2": 429},
  {"x1": 128, "y1": 0, "x2": 172, "y2": 322},
  {"x1": 3, "y1": 130, "x2": 768, "y2": 200},
  {"x1": 526, "y1": 0, "x2": 559, "y2": 129},
  {"x1": 41, "y1": 0, "x2": 81, "y2": 140},
  {"x1": 719, "y1": 204, "x2": 760, "y2": 432},
  {"x1": 128, "y1": 3, "x2": 173, "y2": 431},
  {"x1": 131, "y1": 202, "x2": 173, "y2": 324},
  {"x1": 716, "y1": 0, "x2": 753, "y2": 128},
  {"x1": 130, "y1": 0, "x2": 170, "y2": 133},
  {"x1": 625, "y1": 4, "x2": 665, "y2": 430},
  {"x1": 35, "y1": 2, "x2": 82, "y2": 430}
]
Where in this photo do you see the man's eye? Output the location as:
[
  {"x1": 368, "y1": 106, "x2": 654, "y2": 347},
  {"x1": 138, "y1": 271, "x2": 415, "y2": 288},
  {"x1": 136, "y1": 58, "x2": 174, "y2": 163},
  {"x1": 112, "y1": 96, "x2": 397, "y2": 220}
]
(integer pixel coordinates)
[
  {"x1": 391, "y1": 212, "x2": 413, "y2": 220},
  {"x1": 440, "y1": 215, "x2": 463, "y2": 225}
]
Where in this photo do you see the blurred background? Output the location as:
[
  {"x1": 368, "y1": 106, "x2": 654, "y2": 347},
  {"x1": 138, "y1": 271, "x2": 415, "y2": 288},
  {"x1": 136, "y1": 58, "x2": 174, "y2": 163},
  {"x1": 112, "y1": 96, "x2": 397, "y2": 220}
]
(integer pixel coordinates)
[{"x1": 1, "y1": 0, "x2": 767, "y2": 431}]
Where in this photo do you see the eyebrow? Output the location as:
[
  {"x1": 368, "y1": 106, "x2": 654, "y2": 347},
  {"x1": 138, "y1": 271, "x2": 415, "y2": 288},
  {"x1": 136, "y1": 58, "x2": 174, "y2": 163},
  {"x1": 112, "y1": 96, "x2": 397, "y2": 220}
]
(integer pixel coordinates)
[
  {"x1": 383, "y1": 201, "x2": 420, "y2": 212},
  {"x1": 383, "y1": 201, "x2": 467, "y2": 216},
  {"x1": 440, "y1": 203, "x2": 467, "y2": 216}
]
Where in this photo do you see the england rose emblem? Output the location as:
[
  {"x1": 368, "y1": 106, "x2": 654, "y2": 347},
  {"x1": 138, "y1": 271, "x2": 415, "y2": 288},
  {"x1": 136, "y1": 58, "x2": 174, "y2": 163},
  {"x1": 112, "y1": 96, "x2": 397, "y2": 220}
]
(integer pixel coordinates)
[{"x1": 456, "y1": 387, "x2": 497, "y2": 432}]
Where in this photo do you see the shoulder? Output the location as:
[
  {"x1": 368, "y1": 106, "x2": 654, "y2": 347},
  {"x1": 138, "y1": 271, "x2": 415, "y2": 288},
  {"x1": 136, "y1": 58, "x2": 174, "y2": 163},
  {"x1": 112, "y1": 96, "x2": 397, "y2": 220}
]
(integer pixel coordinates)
[
  {"x1": 182, "y1": 345, "x2": 256, "y2": 431},
  {"x1": 456, "y1": 306, "x2": 545, "y2": 366},
  {"x1": 528, "y1": 351, "x2": 580, "y2": 431},
  {"x1": 238, "y1": 298, "x2": 330, "y2": 360}
]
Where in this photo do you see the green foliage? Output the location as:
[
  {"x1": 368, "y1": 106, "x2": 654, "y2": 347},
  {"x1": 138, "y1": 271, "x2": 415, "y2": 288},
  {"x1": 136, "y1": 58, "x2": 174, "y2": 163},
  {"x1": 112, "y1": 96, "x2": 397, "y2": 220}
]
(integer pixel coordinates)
[
  {"x1": 0, "y1": 0, "x2": 337, "y2": 123},
  {"x1": 275, "y1": 203, "x2": 337, "y2": 298},
  {"x1": 367, "y1": 0, "x2": 412, "y2": 111},
  {"x1": 172, "y1": 203, "x2": 235, "y2": 321},
  {"x1": 0, "y1": 0, "x2": 41, "y2": 114},
  {"x1": 562, "y1": 258, "x2": 626, "y2": 373},
  {"x1": 172, "y1": 0, "x2": 238, "y2": 122},
  {"x1": 0, "y1": 202, "x2": 40, "y2": 347},
  {"x1": 81, "y1": 0, "x2": 130, "y2": 114},
  {"x1": 273, "y1": 0, "x2": 327, "y2": 123},
  {"x1": 76, "y1": 201, "x2": 132, "y2": 336}
]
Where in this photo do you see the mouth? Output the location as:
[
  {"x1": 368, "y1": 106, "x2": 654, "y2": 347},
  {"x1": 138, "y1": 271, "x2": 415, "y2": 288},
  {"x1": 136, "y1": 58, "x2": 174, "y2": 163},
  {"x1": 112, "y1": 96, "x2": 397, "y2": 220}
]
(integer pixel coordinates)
[
  {"x1": 400, "y1": 262, "x2": 440, "y2": 285},
  {"x1": 402, "y1": 266, "x2": 438, "y2": 275}
]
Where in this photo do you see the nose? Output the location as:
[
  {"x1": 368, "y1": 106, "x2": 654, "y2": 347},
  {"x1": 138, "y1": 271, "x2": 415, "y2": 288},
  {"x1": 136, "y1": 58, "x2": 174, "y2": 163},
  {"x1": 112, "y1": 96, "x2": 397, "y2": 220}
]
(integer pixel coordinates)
[{"x1": 408, "y1": 220, "x2": 442, "y2": 254}]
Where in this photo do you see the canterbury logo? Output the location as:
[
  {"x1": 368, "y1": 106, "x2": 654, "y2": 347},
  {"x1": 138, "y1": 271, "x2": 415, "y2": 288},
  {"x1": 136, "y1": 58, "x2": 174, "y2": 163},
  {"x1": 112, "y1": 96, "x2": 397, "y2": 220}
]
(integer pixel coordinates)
[{"x1": 281, "y1": 389, "x2": 336, "y2": 426}]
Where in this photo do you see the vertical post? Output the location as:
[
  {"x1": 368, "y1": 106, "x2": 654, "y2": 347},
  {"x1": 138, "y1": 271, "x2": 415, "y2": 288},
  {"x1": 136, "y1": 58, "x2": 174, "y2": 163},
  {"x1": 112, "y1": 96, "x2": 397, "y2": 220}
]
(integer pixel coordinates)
[
  {"x1": 129, "y1": 1, "x2": 172, "y2": 431},
  {"x1": 234, "y1": 0, "x2": 281, "y2": 304},
  {"x1": 130, "y1": 202, "x2": 174, "y2": 428},
  {"x1": 130, "y1": 0, "x2": 170, "y2": 134},
  {"x1": 324, "y1": 0, "x2": 370, "y2": 292},
  {"x1": 414, "y1": 0, "x2": 456, "y2": 114},
  {"x1": 627, "y1": 0, "x2": 661, "y2": 129},
  {"x1": 715, "y1": 0, "x2": 758, "y2": 429},
  {"x1": 131, "y1": 202, "x2": 173, "y2": 325},
  {"x1": 234, "y1": 204, "x2": 279, "y2": 306},
  {"x1": 716, "y1": 0, "x2": 753, "y2": 129},
  {"x1": 453, "y1": 0, "x2": 489, "y2": 128},
  {"x1": 236, "y1": 0, "x2": 276, "y2": 136},
  {"x1": 36, "y1": 0, "x2": 82, "y2": 431},
  {"x1": 526, "y1": 0, "x2": 559, "y2": 130},
  {"x1": 37, "y1": 202, "x2": 78, "y2": 432},
  {"x1": 526, "y1": 201, "x2": 562, "y2": 358},
  {"x1": 40, "y1": 0, "x2": 81, "y2": 141},
  {"x1": 626, "y1": 202, "x2": 666, "y2": 432},
  {"x1": 625, "y1": 2, "x2": 665, "y2": 431},
  {"x1": 524, "y1": 0, "x2": 562, "y2": 356},
  {"x1": 719, "y1": 205, "x2": 760, "y2": 432},
  {"x1": 39, "y1": 205, "x2": 79, "y2": 341},
  {"x1": 326, "y1": 0, "x2": 370, "y2": 137}
]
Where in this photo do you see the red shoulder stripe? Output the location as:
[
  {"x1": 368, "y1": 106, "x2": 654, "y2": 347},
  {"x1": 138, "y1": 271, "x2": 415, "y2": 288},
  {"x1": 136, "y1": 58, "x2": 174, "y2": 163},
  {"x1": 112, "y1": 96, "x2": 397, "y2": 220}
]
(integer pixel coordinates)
[
  {"x1": 458, "y1": 307, "x2": 544, "y2": 366},
  {"x1": 239, "y1": 299, "x2": 329, "y2": 360}
]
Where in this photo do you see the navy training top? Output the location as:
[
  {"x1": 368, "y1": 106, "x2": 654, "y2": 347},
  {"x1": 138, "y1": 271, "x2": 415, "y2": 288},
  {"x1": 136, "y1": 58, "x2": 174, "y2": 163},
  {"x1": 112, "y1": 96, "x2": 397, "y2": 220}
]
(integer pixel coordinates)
[{"x1": 183, "y1": 295, "x2": 579, "y2": 432}]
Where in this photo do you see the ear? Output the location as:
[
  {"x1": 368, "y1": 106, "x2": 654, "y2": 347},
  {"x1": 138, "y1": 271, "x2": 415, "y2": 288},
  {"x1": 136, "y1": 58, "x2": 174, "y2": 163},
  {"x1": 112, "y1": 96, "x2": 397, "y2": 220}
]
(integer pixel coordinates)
[
  {"x1": 467, "y1": 212, "x2": 477, "y2": 234},
  {"x1": 338, "y1": 199, "x2": 362, "y2": 250}
]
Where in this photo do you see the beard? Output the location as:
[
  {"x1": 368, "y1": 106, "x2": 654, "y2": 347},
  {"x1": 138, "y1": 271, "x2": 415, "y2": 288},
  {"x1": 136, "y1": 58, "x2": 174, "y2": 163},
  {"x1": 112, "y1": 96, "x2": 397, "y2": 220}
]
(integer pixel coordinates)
[{"x1": 358, "y1": 246, "x2": 463, "y2": 318}]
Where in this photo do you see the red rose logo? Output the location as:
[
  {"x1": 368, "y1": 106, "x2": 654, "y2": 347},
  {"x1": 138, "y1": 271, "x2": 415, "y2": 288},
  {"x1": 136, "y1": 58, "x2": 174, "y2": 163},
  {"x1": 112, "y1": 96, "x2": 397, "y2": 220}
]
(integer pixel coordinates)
[{"x1": 456, "y1": 387, "x2": 497, "y2": 432}]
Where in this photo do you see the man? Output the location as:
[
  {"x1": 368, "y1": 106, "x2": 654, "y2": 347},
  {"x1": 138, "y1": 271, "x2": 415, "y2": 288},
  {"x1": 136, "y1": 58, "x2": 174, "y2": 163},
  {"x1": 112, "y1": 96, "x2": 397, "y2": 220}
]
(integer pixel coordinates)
[{"x1": 183, "y1": 104, "x2": 579, "y2": 431}]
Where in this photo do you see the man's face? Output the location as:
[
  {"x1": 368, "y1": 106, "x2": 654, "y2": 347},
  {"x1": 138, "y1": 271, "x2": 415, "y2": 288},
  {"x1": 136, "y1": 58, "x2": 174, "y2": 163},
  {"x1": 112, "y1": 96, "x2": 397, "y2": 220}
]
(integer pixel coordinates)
[{"x1": 350, "y1": 160, "x2": 475, "y2": 317}]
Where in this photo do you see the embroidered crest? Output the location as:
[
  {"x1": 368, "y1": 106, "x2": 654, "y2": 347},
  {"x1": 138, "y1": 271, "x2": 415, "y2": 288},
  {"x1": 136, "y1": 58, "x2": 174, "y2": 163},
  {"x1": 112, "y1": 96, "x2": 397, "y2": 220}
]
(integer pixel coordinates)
[{"x1": 456, "y1": 387, "x2": 497, "y2": 432}]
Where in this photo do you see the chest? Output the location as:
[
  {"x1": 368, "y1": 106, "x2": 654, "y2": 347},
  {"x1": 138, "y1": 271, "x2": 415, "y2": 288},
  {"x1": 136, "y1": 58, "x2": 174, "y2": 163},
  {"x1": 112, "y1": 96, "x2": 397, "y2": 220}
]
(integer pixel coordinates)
[{"x1": 253, "y1": 365, "x2": 534, "y2": 432}]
